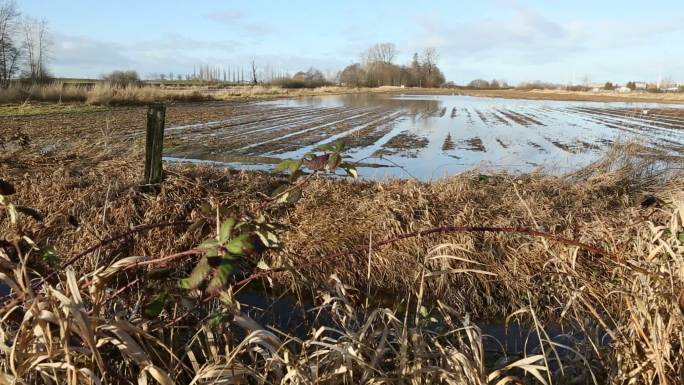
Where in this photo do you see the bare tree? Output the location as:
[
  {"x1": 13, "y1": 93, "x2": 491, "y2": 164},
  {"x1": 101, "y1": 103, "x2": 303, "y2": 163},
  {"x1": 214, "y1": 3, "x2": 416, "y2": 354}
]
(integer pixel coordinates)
[
  {"x1": 0, "y1": 0, "x2": 20, "y2": 83},
  {"x1": 362, "y1": 42, "x2": 397, "y2": 65},
  {"x1": 21, "y1": 17, "x2": 51, "y2": 82},
  {"x1": 251, "y1": 59, "x2": 257, "y2": 85},
  {"x1": 421, "y1": 47, "x2": 439, "y2": 86}
]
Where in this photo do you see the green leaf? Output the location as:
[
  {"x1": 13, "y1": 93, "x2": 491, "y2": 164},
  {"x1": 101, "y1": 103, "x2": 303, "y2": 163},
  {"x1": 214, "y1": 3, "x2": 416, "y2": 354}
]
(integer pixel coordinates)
[
  {"x1": 208, "y1": 261, "x2": 234, "y2": 291},
  {"x1": 41, "y1": 246, "x2": 59, "y2": 266},
  {"x1": 327, "y1": 153, "x2": 341, "y2": 171},
  {"x1": 334, "y1": 141, "x2": 346, "y2": 152},
  {"x1": 288, "y1": 169, "x2": 303, "y2": 183},
  {"x1": 270, "y1": 184, "x2": 288, "y2": 198},
  {"x1": 225, "y1": 234, "x2": 252, "y2": 255},
  {"x1": 275, "y1": 160, "x2": 291, "y2": 173},
  {"x1": 144, "y1": 293, "x2": 167, "y2": 318},
  {"x1": 287, "y1": 188, "x2": 303, "y2": 204},
  {"x1": 275, "y1": 159, "x2": 302, "y2": 174},
  {"x1": 316, "y1": 143, "x2": 336, "y2": 152},
  {"x1": 288, "y1": 159, "x2": 303, "y2": 173},
  {"x1": 187, "y1": 219, "x2": 206, "y2": 232},
  {"x1": 197, "y1": 239, "x2": 219, "y2": 250},
  {"x1": 678, "y1": 232, "x2": 684, "y2": 243},
  {"x1": 218, "y1": 218, "x2": 236, "y2": 242},
  {"x1": 179, "y1": 257, "x2": 211, "y2": 289},
  {"x1": 208, "y1": 312, "x2": 224, "y2": 327}
]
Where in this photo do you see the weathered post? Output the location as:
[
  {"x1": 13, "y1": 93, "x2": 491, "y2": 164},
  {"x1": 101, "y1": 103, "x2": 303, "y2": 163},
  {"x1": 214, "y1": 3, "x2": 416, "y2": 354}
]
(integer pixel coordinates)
[{"x1": 144, "y1": 104, "x2": 166, "y2": 185}]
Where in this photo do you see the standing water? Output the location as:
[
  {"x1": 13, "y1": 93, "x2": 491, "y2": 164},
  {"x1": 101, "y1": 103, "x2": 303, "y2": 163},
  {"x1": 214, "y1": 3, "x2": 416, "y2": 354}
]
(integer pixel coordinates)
[{"x1": 163, "y1": 94, "x2": 684, "y2": 180}]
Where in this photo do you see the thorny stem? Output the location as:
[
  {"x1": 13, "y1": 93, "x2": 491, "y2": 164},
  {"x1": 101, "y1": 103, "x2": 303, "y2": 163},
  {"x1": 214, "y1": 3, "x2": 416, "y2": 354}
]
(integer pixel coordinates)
[
  {"x1": 233, "y1": 225, "x2": 617, "y2": 287},
  {"x1": 0, "y1": 220, "x2": 193, "y2": 306}
]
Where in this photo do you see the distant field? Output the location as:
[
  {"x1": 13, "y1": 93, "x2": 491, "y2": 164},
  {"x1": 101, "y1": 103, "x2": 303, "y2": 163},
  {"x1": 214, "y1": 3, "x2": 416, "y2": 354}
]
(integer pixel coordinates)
[{"x1": 460, "y1": 88, "x2": 684, "y2": 104}]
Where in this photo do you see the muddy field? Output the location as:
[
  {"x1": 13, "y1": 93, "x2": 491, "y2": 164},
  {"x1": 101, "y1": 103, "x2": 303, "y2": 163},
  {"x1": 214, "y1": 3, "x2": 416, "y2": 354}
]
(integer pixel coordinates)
[{"x1": 2, "y1": 94, "x2": 684, "y2": 179}]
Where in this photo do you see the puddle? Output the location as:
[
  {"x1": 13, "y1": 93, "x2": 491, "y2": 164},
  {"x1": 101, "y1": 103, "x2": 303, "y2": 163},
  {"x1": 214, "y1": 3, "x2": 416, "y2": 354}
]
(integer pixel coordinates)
[{"x1": 235, "y1": 287, "x2": 609, "y2": 371}]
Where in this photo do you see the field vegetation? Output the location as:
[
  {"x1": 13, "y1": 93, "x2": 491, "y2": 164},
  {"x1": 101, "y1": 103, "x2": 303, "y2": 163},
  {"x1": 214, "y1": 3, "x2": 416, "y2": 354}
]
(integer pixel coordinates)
[{"x1": 1, "y1": 103, "x2": 683, "y2": 383}]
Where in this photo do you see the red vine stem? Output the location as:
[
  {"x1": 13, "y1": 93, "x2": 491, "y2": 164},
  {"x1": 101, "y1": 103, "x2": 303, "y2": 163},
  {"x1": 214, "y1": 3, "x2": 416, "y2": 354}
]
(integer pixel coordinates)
[
  {"x1": 234, "y1": 225, "x2": 615, "y2": 287},
  {"x1": 63, "y1": 220, "x2": 193, "y2": 269},
  {"x1": 0, "y1": 220, "x2": 195, "y2": 307}
]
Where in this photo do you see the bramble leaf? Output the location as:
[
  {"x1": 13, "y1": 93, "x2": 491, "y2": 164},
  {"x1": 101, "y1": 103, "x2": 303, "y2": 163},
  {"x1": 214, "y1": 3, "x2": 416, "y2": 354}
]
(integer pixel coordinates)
[
  {"x1": 144, "y1": 293, "x2": 168, "y2": 318},
  {"x1": 179, "y1": 257, "x2": 211, "y2": 289},
  {"x1": 208, "y1": 261, "x2": 233, "y2": 291},
  {"x1": 287, "y1": 188, "x2": 303, "y2": 204},
  {"x1": 316, "y1": 142, "x2": 336, "y2": 152},
  {"x1": 41, "y1": 246, "x2": 59, "y2": 266},
  {"x1": 225, "y1": 234, "x2": 252, "y2": 255},
  {"x1": 219, "y1": 218, "x2": 236, "y2": 242},
  {"x1": 327, "y1": 153, "x2": 341, "y2": 171},
  {"x1": 198, "y1": 239, "x2": 219, "y2": 250}
]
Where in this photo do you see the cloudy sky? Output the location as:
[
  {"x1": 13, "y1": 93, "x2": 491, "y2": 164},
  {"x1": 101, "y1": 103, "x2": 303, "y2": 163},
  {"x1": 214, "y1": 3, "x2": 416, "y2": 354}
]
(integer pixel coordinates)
[{"x1": 19, "y1": 0, "x2": 684, "y2": 84}]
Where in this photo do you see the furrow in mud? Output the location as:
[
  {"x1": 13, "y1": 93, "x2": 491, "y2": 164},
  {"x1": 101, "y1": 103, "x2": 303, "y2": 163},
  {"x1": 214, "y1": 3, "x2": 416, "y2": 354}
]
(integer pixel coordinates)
[{"x1": 241, "y1": 108, "x2": 398, "y2": 155}]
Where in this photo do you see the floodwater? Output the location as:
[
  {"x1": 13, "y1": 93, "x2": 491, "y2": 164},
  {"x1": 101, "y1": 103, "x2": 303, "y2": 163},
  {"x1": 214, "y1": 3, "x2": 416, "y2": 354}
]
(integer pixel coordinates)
[{"x1": 163, "y1": 94, "x2": 684, "y2": 180}]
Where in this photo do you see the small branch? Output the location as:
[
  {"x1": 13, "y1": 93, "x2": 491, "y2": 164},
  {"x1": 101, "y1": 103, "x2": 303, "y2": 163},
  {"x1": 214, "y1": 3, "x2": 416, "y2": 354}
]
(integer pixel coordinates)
[{"x1": 120, "y1": 249, "x2": 204, "y2": 273}]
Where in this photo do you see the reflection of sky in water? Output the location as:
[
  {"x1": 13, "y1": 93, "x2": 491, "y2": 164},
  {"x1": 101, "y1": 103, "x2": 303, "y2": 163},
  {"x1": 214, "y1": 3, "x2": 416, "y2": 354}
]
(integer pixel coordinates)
[{"x1": 167, "y1": 94, "x2": 684, "y2": 181}]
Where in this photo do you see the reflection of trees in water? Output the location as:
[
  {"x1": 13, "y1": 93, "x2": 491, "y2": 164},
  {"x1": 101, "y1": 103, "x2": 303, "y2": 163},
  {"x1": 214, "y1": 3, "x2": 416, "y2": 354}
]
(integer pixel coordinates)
[{"x1": 442, "y1": 133, "x2": 455, "y2": 151}]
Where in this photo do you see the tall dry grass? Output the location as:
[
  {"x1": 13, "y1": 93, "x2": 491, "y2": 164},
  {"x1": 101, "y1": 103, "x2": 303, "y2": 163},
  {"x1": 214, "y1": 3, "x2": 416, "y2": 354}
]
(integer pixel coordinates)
[
  {"x1": 0, "y1": 82, "x2": 375, "y2": 106},
  {"x1": 0, "y1": 131, "x2": 682, "y2": 383},
  {"x1": 0, "y1": 82, "x2": 88, "y2": 104}
]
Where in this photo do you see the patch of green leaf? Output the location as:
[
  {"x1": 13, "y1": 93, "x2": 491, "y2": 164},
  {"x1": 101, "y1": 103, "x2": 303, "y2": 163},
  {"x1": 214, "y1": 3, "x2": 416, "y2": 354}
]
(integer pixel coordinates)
[
  {"x1": 41, "y1": 246, "x2": 59, "y2": 266},
  {"x1": 144, "y1": 292, "x2": 168, "y2": 318}
]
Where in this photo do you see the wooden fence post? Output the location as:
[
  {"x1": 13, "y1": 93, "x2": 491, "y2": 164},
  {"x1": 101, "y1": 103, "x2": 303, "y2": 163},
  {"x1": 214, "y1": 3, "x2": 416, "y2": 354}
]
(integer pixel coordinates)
[{"x1": 144, "y1": 104, "x2": 166, "y2": 185}]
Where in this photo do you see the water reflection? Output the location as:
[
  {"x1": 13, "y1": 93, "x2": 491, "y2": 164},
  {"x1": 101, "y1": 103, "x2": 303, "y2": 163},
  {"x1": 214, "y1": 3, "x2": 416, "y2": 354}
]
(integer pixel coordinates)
[{"x1": 166, "y1": 94, "x2": 684, "y2": 180}]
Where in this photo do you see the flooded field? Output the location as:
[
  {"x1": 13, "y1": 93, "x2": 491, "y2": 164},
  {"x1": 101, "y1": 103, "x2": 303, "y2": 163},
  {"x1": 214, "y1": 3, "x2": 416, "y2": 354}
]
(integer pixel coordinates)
[{"x1": 163, "y1": 94, "x2": 684, "y2": 179}]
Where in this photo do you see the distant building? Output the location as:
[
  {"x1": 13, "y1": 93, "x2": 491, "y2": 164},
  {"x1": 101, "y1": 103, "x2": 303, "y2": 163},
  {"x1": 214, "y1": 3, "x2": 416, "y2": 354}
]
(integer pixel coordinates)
[
  {"x1": 617, "y1": 86, "x2": 631, "y2": 93},
  {"x1": 634, "y1": 82, "x2": 648, "y2": 90}
]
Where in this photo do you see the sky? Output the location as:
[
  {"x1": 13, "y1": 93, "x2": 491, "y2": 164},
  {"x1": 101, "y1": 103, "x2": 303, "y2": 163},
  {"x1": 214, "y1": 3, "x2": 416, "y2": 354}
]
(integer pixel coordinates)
[{"x1": 18, "y1": 0, "x2": 684, "y2": 85}]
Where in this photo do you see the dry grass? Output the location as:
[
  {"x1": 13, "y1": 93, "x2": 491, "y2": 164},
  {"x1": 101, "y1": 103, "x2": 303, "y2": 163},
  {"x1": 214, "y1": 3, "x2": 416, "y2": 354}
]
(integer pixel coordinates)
[
  {"x1": 0, "y1": 83, "x2": 386, "y2": 107},
  {"x1": 0, "y1": 127, "x2": 682, "y2": 383}
]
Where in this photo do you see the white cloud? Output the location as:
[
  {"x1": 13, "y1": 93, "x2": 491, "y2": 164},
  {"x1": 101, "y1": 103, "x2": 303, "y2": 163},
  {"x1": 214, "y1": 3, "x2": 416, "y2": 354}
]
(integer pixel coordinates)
[
  {"x1": 205, "y1": 9, "x2": 275, "y2": 37},
  {"x1": 408, "y1": 4, "x2": 684, "y2": 83}
]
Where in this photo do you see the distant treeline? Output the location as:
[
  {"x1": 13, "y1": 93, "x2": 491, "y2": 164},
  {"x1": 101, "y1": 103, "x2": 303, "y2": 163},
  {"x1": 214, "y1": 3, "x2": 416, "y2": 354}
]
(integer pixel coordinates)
[{"x1": 337, "y1": 44, "x2": 446, "y2": 88}]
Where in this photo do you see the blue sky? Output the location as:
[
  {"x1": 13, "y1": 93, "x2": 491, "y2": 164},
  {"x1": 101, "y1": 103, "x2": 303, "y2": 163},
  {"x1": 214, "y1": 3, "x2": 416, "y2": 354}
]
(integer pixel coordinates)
[{"x1": 19, "y1": 0, "x2": 684, "y2": 84}]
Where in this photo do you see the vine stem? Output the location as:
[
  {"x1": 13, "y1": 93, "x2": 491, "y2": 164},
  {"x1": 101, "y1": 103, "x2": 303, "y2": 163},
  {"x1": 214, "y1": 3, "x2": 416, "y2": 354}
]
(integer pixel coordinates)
[
  {"x1": 234, "y1": 225, "x2": 615, "y2": 287},
  {"x1": 0, "y1": 220, "x2": 194, "y2": 307}
]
